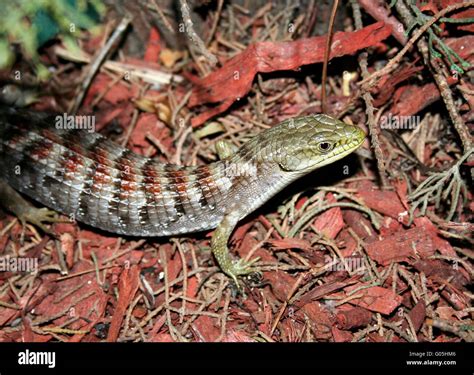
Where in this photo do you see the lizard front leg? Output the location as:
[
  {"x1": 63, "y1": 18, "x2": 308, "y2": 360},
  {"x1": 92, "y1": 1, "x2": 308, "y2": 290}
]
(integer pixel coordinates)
[
  {"x1": 0, "y1": 179, "x2": 61, "y2": 234},
  {"x1": 211, "y1": 211, "x2": 260, "y2": 287},
  {"x1": 215, "y1": 140, "x2": 238, "y2": 160}
]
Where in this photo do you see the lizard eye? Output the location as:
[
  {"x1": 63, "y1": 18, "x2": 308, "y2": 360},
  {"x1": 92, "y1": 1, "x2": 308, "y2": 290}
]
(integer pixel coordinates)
[{"x1": 317, "y1": 141, "x2": 334, "y2": 153}]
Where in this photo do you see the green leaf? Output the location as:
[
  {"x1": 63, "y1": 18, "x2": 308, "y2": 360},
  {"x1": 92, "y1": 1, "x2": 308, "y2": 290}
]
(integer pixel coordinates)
[
  {"x1": 34, "y1": 9, "x2": 60, "y2": 46},
  {"x1": 0, "y1": 39, "x2": 14, "y2": 68}
]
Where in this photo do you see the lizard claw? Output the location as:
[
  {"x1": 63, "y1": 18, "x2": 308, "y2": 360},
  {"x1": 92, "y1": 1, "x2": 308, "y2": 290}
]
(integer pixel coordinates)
[
  {"x1": 0, "y1": 181, "x2": 62, "y2": 238},
  {"x1": 232, "y1": 256, "x2": 260, "y2": 275},
  {"x1": 227, "y1": 256, "x2": 261, "y2": 289},
  {"x1": 19, "y1": 207, "x2": 62, "y2": 235}
]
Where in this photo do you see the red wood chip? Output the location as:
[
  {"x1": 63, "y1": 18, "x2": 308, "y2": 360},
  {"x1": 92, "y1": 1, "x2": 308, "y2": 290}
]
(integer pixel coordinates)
[
  {"x1": 336, "y1": 306, "x2": 372, "y2": 329},
  {"x1": 391, "y1": 36, "x2": 474, "y2": 116},
  {"x1": 166, "y1": 252, "x2": 183, "y2": 283},
  {"x1": 297, "y1": 301, "x2": 335, "y2": 340},
  {"x1": 268, "y1": 238, "x2": 313, "y2": 252},
  {"x1": 367, "y1": 332, "x2": 387, "y2": 342},
  {"x1": 295, "y1": 277, "x2": 360, "y2": 308},
  {"x1": 331, "y1": 326, "x2": 354, "y2": 342},
  {"x1": 313, "y1": 194, "x2": 344, "y2": 239},
  {"x1": 357, "y1": 188, "x2": 408, "y2": 223},
  {"x1": 107, "y1": 265, "x2": 140, "y2": 342},
  {"x1": 144, "y1": 27, "x2": 161, "y2": 63},
  {"x1": 279, "y1": 318, "x2": 305, "y2": 342},
  {"x1": 222, "y1": 329, "x2": 255, "y2": 342},
  {"x1": 365, "y1": 221, "x2": 456, "y2": 265},
  {"x1": 413, "y1": 217, "x2": 457, "y2": 257},
  {"x1": 189, "y1": 22, "x2": 392, "y2": 126},
  {"x1": 95, "y1": 107, "x2": 125, "y2": 131},
  {"x1": 343, "y1": 210, "x2": 378, "y2": 242},
  {"x1": 413, "y1": 259, "x2": 469, "y2": 289},
  {"x1": 402, "y1": 300, "x2": 426, "y2": 334},
  {"x1": 129, "y1": 113, "x2": 171, "y2": 154},
  {"x1": 263, "y1": 270, "x2": 297, "y2": 301},
  {"x1": 345, "y1": 285, "x2": 402, "y2": 314},
  {"x1": 192, "y1": 315, "x2": 221, "y2": 342},
  {"x1": 373, "y1": 65, "x2": 424, "y2": 107},
  {"x1": 59, "y1": 232, "x2": 75, "y2": 269},
  {"x1": 85, "y1": 74, "x2": 137, "y2": 106}
]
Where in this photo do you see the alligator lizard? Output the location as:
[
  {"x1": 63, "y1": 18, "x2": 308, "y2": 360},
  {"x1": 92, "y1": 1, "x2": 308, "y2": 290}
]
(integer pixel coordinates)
[{"x1": 0, "y1": 107, "x2": 365, "y2": 285}]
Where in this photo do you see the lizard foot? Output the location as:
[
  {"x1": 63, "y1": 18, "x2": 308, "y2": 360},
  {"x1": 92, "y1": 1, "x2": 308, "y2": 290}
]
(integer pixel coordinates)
[
  {"x1": 19, "y1": 207, "x2": 63, "y2": 235},
  {"x1": 226, "y1": 256, "x2": 261, "y2": 289},
  {"x1": 0, "y1": 180, "x2": 62, "y2": 237}
]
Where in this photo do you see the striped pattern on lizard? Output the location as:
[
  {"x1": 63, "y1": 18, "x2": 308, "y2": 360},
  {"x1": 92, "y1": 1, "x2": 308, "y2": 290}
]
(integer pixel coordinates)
[{"x1": 0, "y1": 107, "x2": 365, "y2": 285}]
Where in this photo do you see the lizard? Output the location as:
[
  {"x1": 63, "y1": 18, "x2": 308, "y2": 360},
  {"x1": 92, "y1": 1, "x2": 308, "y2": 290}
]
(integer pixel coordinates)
[{"x1": 0, "y1": 106, "x2": 365, "y2": 286}]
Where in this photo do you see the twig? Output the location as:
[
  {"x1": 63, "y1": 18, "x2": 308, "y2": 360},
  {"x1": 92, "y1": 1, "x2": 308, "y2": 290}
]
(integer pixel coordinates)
[
  {"x1": 179, "y1": 0, "x2": 218, "y2": 67},
  {"x1": 429, "y1": 56, "x2": 472, "y2": 153},
  {"x1": 206, "y1": 0, "x2": 224, "y2": 46},
  {"x1": 146, "y1": 133, "x2": 173, "y2": 161},
  {"x1": 69, "y1": 15, "x2": 132, "y2": 114},
  {"x1": 405, "y1": 314, "x2": 419, "y2": 342},
  {"x1": 382, "y1": 321, "x2": 416, "y2": 342},
  {"x1": 352, "y1": 0, "x2": 388, "y2": 187},
  {"x1": 171, "y1": 90, "x2": 192, "y2": 128},
  {"x1": 150, "y1": 0, "x2": 175, "y2": 34},
  {"x1": 55, "y1": 46, "x2": 183, "y2": 85},
  {"x1": 172, "y1": 125, "x2": 193, "y2": 165},
  {"x1": 429, "y1": 255, "x2": 474, "y2": 277},
  {"x1": 180, "y1": 275, "x2": 228, "y2": 337},
  {"x1": 321, "y1": 0, "x2": 339, "y2": 114},
  {"x1": 408, "y1": 148, "x2": 472, "y2": 222},
  {"x1": 270, "y1": 272, "x2": 307, "y2": 335},
  {"x1": 394, "y1": 0, "x2": 473, "y2": 179},
  {"x1": 408, "y1": 3, "x2": 471, "y2": 74},
  {"x1": 216, "y1": 289, "x2": 231, "y2": 342},
  {"x1": 121, "y1": 82, "x2": 147, "y2": 147},
  {"x1": 358, "y1": 1, "x2": 474, "y2": 90},
  {"x1": 173, "y1": 240, "x2": 188, "y2": 324},
  {"x1": 159, "y1": 247, "x2": 180, "y2": 341},
  {"x1": 428, "y1": 318, "x2": 474, "y2": 341},
  {"x1": 288, "y1": 201, "x2": 381, "y2": 238}
]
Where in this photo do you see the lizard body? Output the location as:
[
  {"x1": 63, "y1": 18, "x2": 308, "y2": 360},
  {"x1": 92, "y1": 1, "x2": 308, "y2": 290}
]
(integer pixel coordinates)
[{"x1": 0, "y1": 107, "x2": 365, "y2": 283}]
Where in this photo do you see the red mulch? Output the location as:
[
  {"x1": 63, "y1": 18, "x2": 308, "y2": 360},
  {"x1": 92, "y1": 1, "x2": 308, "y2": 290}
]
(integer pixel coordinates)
[{"x1": 0, "y1": 1, "x2": 472, "y2": 343}]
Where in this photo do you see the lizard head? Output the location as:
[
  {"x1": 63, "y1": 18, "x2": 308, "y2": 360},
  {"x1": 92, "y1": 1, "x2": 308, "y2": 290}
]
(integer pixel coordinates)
[{"x1": 271, "y1": 114, "x2": 365, "y2": 172}]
